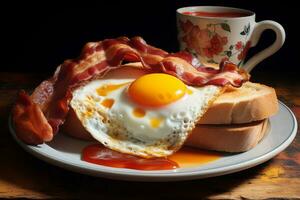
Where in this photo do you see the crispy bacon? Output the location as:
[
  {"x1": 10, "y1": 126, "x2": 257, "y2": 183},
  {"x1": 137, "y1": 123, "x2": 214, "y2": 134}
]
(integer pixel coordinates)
[
  {"x1": 12, "y1": 90, "x2": 53, "y2": 144},
  {"x1": 12, "y1": 36, "x2": 249, "y2": 145}
]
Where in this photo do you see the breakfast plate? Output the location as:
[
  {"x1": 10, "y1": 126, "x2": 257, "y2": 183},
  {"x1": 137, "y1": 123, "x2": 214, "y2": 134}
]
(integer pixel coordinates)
[{"x1": 9, "y1": 101, "x2": 297, "y2": 181}]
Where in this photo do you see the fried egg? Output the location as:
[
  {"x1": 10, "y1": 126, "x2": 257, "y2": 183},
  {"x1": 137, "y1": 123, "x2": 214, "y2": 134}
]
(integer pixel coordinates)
[{"x1": 70, "y1": 67, "x2": 221, "y2": 158}]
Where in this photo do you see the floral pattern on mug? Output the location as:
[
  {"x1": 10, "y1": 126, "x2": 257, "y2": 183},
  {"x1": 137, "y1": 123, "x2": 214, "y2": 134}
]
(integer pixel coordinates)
[
  {"x1": 221, "y1": 23, "x2": 251, "y2": 66},
  {"x1": 237, "y1": 41, "x2": 251, "y2": 60},
  {"x1": 180, "y1": 19, "x2": 252, "y2": 66},
  {"x1": 179, "y1": 20, "x2": 228, "y2": 61}
]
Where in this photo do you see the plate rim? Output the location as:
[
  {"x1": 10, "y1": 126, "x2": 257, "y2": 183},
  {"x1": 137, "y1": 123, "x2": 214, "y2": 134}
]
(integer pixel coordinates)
[{"x1": 9, "y1": 101, "x2": 298, "y2": 181}]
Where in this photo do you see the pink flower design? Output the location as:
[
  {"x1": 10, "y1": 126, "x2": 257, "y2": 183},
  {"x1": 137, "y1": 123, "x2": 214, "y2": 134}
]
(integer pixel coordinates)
[
  {"x1": 202, "y1": 34, "x2": 228, "y2": 58},
  {"x1": 180, "y1": 20, "x2": 228, "y2": 58},
  {"x1": 237, "y1": 41, "x2": 251, "y2": 60},
  {"x1": 235, "y1": 41, "x2": 243, "y2": 50}
]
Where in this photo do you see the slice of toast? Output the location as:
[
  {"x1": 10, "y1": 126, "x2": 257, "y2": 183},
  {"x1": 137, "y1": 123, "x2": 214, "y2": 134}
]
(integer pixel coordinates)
[
  {"x1": 186, "y1": 119, "x2": 269, "y2": 152},
  {"x1": 198, "y1": 82, "x2": 278, "y2": 124}
]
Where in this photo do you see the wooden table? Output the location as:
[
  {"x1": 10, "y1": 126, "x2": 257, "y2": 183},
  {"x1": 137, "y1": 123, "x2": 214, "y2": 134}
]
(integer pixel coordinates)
[{"x1": 0, "y1": 71, "x2": 299, "y2": 199}]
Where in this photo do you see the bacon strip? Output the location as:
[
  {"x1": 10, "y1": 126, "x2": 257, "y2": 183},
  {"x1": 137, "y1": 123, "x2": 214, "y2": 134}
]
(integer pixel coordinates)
[
  {"x1": 12, "y1": 36, "x2": 249, "y2": 145},
  {"x1": 12, "y1": 90, "x2": 53, "y2": 144}
]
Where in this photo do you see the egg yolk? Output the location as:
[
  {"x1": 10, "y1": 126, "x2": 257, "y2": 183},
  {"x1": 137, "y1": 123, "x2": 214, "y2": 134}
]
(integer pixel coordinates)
[
  {"x1": 128, "y1": 73, "x2": 187, "y2": 107},
  {"x1": 97, "y1": 82, "x2": 129, "y2": 96},
  {"x1": 150, "y1": 117, "x2": 164, "y2": 128},
  {"x1": 133, "y1": 108, "x2": 146, "y2": 118},
  {"x1": 101, "y1": 98, "x2": 115, "y2": 109},
  {"x1": 187, "y1": 88, "x2": 193, "y2": 95}
]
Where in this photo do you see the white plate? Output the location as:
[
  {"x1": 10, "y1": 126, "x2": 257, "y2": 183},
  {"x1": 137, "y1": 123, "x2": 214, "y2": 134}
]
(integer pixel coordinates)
[{"x1": 9, "y1": 101, "x2": 297, "y2": 181}]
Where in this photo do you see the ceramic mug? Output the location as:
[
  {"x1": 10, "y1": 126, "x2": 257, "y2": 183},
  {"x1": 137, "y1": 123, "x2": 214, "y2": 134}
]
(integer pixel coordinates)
[{"x1": 176, "y1": 6, "x2": 285, "y2": 72}]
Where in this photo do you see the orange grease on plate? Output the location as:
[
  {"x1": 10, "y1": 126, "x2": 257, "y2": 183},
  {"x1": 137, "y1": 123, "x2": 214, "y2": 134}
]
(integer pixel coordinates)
[
  {"x1": 169, "y1": 147, "x2": 221, "y2": 168},
  {"x1": 82, "y1": 144, "x2": 221, "y2": 170}
]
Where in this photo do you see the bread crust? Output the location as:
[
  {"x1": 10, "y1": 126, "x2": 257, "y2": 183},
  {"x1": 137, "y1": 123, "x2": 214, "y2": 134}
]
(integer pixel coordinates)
[
  {"x1": 62, "y1": 108, "x2": 95, "y2": 141},
  {"x1": 186, "y1": 120, "x2": 268, "y2": 152},
  {"x1": 198, "y1": 82, "x2": 278, "y2": 124}
]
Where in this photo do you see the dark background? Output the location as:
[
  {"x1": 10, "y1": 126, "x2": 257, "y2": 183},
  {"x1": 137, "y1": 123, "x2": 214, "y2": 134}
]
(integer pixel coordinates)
[{"x1": 1, "y1": 1, "x2": 298, "y2": 80}]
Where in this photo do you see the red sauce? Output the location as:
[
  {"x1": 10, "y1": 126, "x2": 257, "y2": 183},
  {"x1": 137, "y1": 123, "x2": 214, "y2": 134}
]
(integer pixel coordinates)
[
  {"x1": 182, "y1": 11, "x2": 248, "y2": 18},
  {"x1": 82, "y1": 144, "x2": 178, "y2": 170},
  {"x1": 82, "y1": 144, "x2": 221, "y2": 170}
]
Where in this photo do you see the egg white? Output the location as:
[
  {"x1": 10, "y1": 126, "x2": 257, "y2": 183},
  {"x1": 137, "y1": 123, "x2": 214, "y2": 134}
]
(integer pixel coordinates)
[{"x1": 70, "y1": 67, "x2": 221, "y2": 158}]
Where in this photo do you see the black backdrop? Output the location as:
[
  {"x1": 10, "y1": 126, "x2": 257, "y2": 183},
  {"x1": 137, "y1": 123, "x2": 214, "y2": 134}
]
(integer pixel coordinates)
[{"x1": 1, "y1": 1, "x2": 299, "y2": 80}]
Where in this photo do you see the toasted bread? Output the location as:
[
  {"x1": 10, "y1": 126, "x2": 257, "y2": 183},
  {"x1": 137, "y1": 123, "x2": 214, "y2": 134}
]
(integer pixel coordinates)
[
  {"x1": 62, "y1": 108, "x2": 94, "y2": 141},
  {"x1": 186, "y1": 120, "x2": 269, "y2": 152},
  {"x1": 198, "y1": 82, "x2": 278, "y2": 124}
]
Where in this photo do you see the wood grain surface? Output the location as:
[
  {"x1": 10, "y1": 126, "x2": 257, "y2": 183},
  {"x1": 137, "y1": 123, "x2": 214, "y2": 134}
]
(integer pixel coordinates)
[{"x1": 0, "y1": 72, "x2": 299, "y2": 199}]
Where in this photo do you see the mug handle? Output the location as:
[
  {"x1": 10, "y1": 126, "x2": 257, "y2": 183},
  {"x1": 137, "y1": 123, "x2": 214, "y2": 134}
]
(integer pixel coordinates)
[{"x1": 243, "y1": 20, "x2": 286, "y2": 72}]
